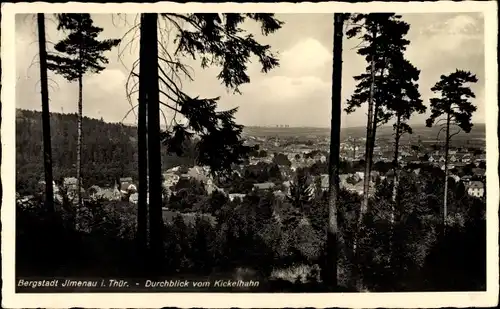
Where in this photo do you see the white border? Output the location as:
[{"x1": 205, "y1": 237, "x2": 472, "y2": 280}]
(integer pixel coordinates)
[{"x1": 2, "y1": 1, "x2": 498, "y2": 308}]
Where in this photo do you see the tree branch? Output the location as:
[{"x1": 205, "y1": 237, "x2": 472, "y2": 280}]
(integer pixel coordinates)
[
  {"x1": 448, "y1": 128, "x2": 462, "y2": 140},
  {"x1": 436, "y1": 126, "x2": 446, "y2": 142},
  {"x1": 159, "y1": 100, "x2": 182, "y2": 114},
  {"x1": 121, "y1": 103, "x2": 139, "y2": 123}
]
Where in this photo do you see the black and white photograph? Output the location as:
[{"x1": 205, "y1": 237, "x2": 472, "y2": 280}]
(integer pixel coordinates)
[{"x1": 2, "y1": 1, "x2": 498, "y2": 308}]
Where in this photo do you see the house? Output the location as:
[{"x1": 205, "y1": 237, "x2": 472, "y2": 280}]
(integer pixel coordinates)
[
  {"x1": 88, "y1": 185, "x2": 102, "y2": 200},
  {"x1": 166, "y1": 166, "x2": 181, "y2": 173},
  {"x1": 119, "y1": 178, "x2": 137, "y2": 195},
  {"x1": 62, "y1": 177, "x2": 79, "y2": 191},
  {"x1": 229, "y1": 193, "x2": 246, "y2": 202},
  {"x1": 273, "y1": 190, "x2": 286, "y2": 200},
  {"x1": 461, "y1": 175, "x2": 472, "y2": 184},
  {"x1": 320, "y1": 174, "x2": 329, "y2": 191},
  {"x1": 467, "y1": 181, "x2": 485, "y2": 198},
  {"x1": 460, "y1": 155, "x2": 472, "y2": 163},
  {"x1": 204, "y1": 178, "x2": 225, "y2": 195},
  {"x1": 405, "y1": 155, "x2": 419, "y2": 164},
  {"x1": 370, "y1": 171, "x2": 380, "y2": 182},
  {"x1": 450, "y1": 155, "x2": 457, "y2": 163},
  {"x1": 342, "y1": 181, "x2": 366, "y2": 196},
  {"x1": 385, "y1": 169, "x2": 396, "y2": 180},
  {"x1": 163, "y1": 172, "x2": 180, "y2": 188},
  {"x1": 472, "y1": 168, "x2": 486, "y2": 177},
  {"x1": 339, "y1": 174, "x2": 350, "y2": 185},
  {"x1": 129, "y1": 192, "x2": 139, "y2": 204},
  {"x1": 428, "y1": 155, "x2": 436, "y2": 163},
  {"x1": 439, "y1": 156, "x2": 446, "y2": 163},
  {"x1": 474, "y1": 154, "x2": 486, "y2": 163},
  {"x1": 253, "y1": 182, "x2": 276, "y2": 191},
  {"x1": 450, "y1": 174, "x2": 461, "y2": 183},
  {"x1": 96, "y1": 187, "x2": 121, "y2": 201}
]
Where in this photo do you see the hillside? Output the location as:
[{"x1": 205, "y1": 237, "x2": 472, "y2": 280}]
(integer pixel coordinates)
[
  {"x1": 15, "y1": 109, "x2": 486, "y2": 194},
  {"x1": 15, "y1": 109, "x2": 195, "y2": 194}
]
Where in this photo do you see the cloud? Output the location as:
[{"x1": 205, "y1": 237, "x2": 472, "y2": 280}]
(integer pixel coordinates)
[
  {"x1": 280, "y1": 38, "x2": 331, "y2": 77},
  {"x1": 14, "y1": 13, "x2": 487, "y2": 128},
  {"x1": 250, "y1": 75, "x2": 329, "y2": 103},
  {"x1": 406, "y1": 13, "x2": 484, "y2": 72},
  {"x1": 85, "y1": 69, "x2": 127, "y2": 93}
]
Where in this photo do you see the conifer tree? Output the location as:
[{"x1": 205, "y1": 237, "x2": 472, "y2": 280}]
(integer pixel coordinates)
[
  {"x1": 425, "y1": 69, "x2": 478, "y2": 226},
  {"x1": 345, "y1": 13, "x2": 412, "y2": 290},
  {"x1": 324, "y1": 12, "x2": 347, "y2": 290},
  {"x1": 48, "y1": 14, "x2": 121, "y2": 206},
  {"x1": 132, "y1": 13, "x2": 282, "y2": 272},
  {"x1": 383, "y1": 57, "x2": 426, "y2": 207},
  {"x1": 345, "y1": 13, "x2": 411, "y2": 234},
  {"x1": 37, "y1": 13, "x2": 54, "y2": 212}
]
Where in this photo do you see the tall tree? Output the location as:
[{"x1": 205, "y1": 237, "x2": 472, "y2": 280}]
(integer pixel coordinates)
[
  {"x1": 383, "y1": 57, "x2": 426, "y2": 206},
  {"x1": 425, "y1": 69, "x2": 478, "y2": 226},
  {"x1": 131, "y1": 13, "x2": 283, "y2": 272},
  {"x1": 136, "y1": 13, "x2": 149, "y2": 273},
  {"x1": 47, "y1": 14, "x2": 120, "y2": 206},
  {"x1": 323, "y1": 12, "x2": 346, "y2": 290},
  {"x1": 37, "y1": 13, "x2": 54, "y2": 212},
  {"x1": 345, "y1": 13, "x2": 411, "y2": 228},
  {"x1": 143, "y1": 13, "x2": 164, "y2": 273}
]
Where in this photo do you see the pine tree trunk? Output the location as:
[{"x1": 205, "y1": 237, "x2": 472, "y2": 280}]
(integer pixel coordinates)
[
  {"x1": 77, "y1": 73, "x2": 83, "y2": 207},
  {"x1": 37, "y1": 13, "x2": 54, "y2": 213},
  {"x1": 137, "y1": 13, "x2": 149, "y2": 273},
  {"x1": 392, "y1": 115, "x2": 401, "y2": 207},
  {"x1": 388, "y1": 114, "x2": 401, "y2": 269},
  {"x1": 0, "y1": 11, "x2": 2, "y2": 217},
  {"x1": 144, "y1": 13, "x2": 164, "y2": 274},
  {"x1": 443, "y1": 112, "x2": 451, "y2": 227},
  {"x1": 360, "y1": 58, "x2": 375, "y2": 220},
  {"x1": 323, "y1": 13, "x2": 344, "y2": 290}
]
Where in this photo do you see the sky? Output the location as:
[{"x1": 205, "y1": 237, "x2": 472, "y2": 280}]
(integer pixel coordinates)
[{"x1": 15, "y1": 12, "x2": 485, "y2": 128}]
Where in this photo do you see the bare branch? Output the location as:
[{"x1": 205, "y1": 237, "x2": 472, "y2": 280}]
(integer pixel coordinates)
[
  {"x1": 350, "y1": 40, "x2": 369, "y2": 50},
  {"x1": 121, "y1": 103, "x2": 139, "y2": 123},
  {"x1": 436, "y1": 126, "x2": 446, "y2": 142},
  {"x1": 435, "y1": 118, "x2": 448, "y2": 126},
  {"x1": 448, "y1": 128, "x2": 462, "y2": 140}
]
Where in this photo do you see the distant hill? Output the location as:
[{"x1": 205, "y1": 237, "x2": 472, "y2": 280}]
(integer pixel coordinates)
[
  {"x1": 15, "y1": 109, "x2": 195, "y2": 194},
  {"x1": 243, "y1": 123, "x2": 486, "y2": 143}
]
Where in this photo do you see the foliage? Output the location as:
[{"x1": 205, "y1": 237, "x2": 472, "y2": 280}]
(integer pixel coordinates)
[
  {"x1": 384, "y1": 56, "x2": 426, "y2": 137},
  {"x1": 15, "y1": 110, "x2": 197, "y2": 195},
  {"x1": 345, "y1": 13, "x2": 411, "y2": 127},
  {"x1": 273, "y1": 152, "x2": 292, "y2": 167},
  {"x1": 47, "y1": 14, "x2": 121, "y2": 81},
  {"x1": 17, "y1": 166, "x2": 486, "y2": 290},
  {"x1": 145, "y1": 13, "x2": 283, "y2": 178},
  {"x1": 426, "y1": 70, "x2": 479, "y2": 133}
]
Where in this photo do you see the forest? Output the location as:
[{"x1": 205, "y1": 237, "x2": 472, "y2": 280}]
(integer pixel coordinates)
[
  {"x1": 16, "y1": 109, "x2": 197, "y2": 194},
  {"x1": 15, "y1": 12, "x2": 487, "y2": 292}
]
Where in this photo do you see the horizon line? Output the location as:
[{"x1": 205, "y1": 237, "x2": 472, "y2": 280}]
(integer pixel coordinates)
[{"x1": 15, "y1": 108, "x2": 486, "y2": 130}]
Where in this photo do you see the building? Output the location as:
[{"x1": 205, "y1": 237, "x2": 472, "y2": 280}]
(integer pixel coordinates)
[
  {"x1": 229, "y1": 193, "x2": 246, "y2": 202},
  {"x1": 253, "y1": 182, "x2": 276, "y2": 191},
  {"x1": 467, "y1": 181, "x2": 485, "y2": 198},
  {"x1": 119, "y1": 178, "x2": 137, "y2": 195},
  {"x1": 163, "y1": 172, "x2": 180, "y2": 188}
]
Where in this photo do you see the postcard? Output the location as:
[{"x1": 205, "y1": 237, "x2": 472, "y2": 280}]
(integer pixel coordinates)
[{"x1": 1, "y1": 1, "x2": 498, "y2": 308}]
